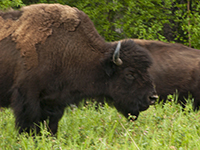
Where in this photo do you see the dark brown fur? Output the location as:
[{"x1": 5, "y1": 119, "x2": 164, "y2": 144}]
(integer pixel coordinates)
[
  {"x1": 0, "y1": 10, "x2": 22, "y2": 20},
  {"x1": 134, "y1": 39, "x2": 200, "y2": 110},
  {"x1": 0, "y1": 4, "x2": 156, "y2": 135}
]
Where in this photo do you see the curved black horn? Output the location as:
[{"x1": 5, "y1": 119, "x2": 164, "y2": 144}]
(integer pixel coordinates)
[{"x1": 113, "y1": 41, "x2": 123, "y2": 65}]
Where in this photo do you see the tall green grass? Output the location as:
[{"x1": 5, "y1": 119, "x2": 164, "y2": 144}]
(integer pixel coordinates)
[{"x1": 1, "y1": 97, "x2": 200, "y2": 150}]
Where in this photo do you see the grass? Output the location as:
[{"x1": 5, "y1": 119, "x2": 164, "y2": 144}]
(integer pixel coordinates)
[{"x1": 1, "y1": 97, "x2": 200, "y2": 150}]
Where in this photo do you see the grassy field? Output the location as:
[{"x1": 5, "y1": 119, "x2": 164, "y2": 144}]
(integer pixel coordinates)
[{"x1": 1, "y1": 97, "x2": 200, "y2": 150}]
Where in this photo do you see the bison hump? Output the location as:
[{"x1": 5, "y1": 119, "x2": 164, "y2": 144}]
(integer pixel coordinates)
[{"x1": 0, "y1": 4, "x2": 80, "y2": 70}]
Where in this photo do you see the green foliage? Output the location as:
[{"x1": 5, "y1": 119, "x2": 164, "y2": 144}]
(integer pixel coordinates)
[
  {"x1": 1, "y1": 99, "x2": 200, "y2": 149},
  {"x1": 0, "y1": 0, "x2": 24, "y2": 10},
  {"x1": 185, "y1": 3, "x2": 200, "y2": 49},
  {"x1": 119, "y1": 0, "x2": 173, "y2": 42}
]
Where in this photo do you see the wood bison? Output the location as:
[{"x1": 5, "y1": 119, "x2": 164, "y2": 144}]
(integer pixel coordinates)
[
  {"x1": 0, "y1": 4, "x2": 157, "y2": 134},
  {"x1": 134, "y1": 39, "x2": 200, "y2": 110}
]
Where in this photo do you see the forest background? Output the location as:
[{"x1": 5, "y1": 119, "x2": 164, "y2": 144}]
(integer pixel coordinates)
[{"x1": 1, "y1": 0, "x2": 200, "y2": 49}]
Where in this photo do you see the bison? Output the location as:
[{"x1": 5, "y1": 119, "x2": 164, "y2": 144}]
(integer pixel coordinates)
[
  {"x1": 0, "y1": 4, "x2": 157, "y2": 134},
  {"x1": 134, "y1": 39, "x2": 200, "y2": 110}
]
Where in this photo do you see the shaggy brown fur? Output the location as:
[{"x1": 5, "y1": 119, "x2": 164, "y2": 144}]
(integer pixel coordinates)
[
  {"x1": 0, "y1": 4, "x2": 80, "y2": 70},
  {"x1": 134, "y1": 39, "x2": 200, "y2": 110},
  {"x1": 0, "y1": 10, "x2": 22, "y2": 20},
  {"x1": 0, "y1": 4, "x2": 157, "y2": 135}
]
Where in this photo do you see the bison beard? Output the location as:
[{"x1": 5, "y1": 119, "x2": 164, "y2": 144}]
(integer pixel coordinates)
[
  {"x1": 134, "y1": 39, "x2": 200, "y2": 110},
  {"x1": 0, "y1": 4, "x2": 157, "y2": 135}
]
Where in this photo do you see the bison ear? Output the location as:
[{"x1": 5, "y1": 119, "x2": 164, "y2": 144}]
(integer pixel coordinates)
[{"x1": 100, "y1": 55, "x2": 116, "y2": 77}]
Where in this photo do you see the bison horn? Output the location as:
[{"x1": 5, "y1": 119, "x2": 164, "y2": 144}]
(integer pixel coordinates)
[{"x1": 113, "y1": 41, "x2": 123, "y2": 65}]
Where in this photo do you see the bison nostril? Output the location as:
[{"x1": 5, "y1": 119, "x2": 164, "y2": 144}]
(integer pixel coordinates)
[{"x1": 149, "y1": 95, "x2": 159, "y2": 105}]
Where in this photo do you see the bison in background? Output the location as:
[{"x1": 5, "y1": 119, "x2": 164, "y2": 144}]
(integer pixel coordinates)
[
  {"x1": 134, "y1": 39, "x2": 200, "y2": 110},
  {"x1": 0, "y1": 4, "x2": 157, "y2": 135}
]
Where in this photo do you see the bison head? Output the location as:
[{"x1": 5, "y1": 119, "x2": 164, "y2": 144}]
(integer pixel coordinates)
[{"x1": 101, "y1": 39, "x2": 157, "y2": 120}]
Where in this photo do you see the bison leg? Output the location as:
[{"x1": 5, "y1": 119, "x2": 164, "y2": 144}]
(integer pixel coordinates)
[
  {"x1": 193, "y1": 98, "x2": 200, "y2": 111},
  {"x1": 40, "y1": 105, "x2": 65, "y2": 135},
  {"x1": 11, "y1": 88, "x2": 41, "y2": 134},
  {"x1": 48, "y1": 108, "x2": 64, "y2": 135},
  {"x1": 188, "y1": 92, "x2": 200, "y2": 111}
]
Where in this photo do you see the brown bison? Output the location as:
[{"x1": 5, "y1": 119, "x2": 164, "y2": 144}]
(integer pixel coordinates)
[
  {"x1": 0, "y1": 4, "x2": 157, "y2": 134},
  {"x1": 134, "y1": 39, "x2": 200, "y2": 110}
]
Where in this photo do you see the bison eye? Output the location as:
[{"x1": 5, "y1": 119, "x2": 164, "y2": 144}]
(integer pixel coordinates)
[{"x1": 125, "y1": 74, "x2": 135, "y2": 80}]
